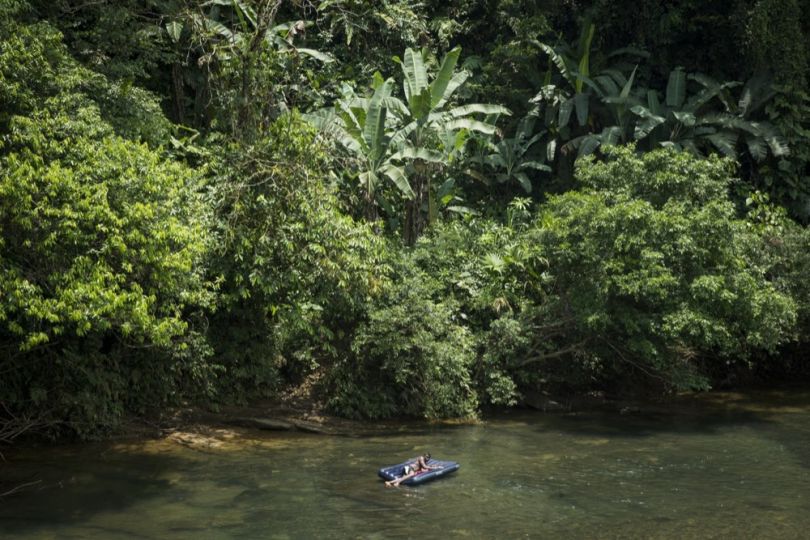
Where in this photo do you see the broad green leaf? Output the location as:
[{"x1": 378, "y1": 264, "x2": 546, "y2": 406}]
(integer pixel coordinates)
[
  {"x1": 442, "y1": 118, "x2": 498, "y2": 135},
  {"x1": 437, "y1": 178, "x2": 456, "y2": 199},
  {"x1": 578, "y1": 135, "x2": 601, "y2": 156},
  {"x1": 620, "y1": 66, "x2": 637, "y2": 99},
  {"x1": 533, "y1": 41, "x2": 573, "y2": 86},
  {"x1": 672, "y1": 111, "x2": 696, "y2": 127},
  {"x1": 666, "y1": 68, "x2": 687, "y2": 108},
  {"x1": 389, "y1": 121, "x2": 417, "y2": 149},
  {"x1": 430, "y1": 47, "x2": 461, "y2": 107},
  {"x1": 575, "y1": 23, "x2": 595, "y2": 93},
  {"x1": 646, "y1": 90, "x2": 661, "y2": 114},
  {"x1": 594, "y1": 75, "x2": 619, "y2": 96},
  {"x1": 381, "y1": 165, "x2": 414, "y2": 198},
  {"x1": 363, "y1": 78, "x2": 393, "y2": 156},
  {"x1": 408, "y1": 88, "x2": 432, "y2": 121},
  {"x1": 435, "y1": 71, "x2": 470, "y2": 108},
  {"x1": 203, "y1": 17, "x2": 235, "y2": 43},
  {"x1": 390, "y1": 146, "x2": 444, "y2": 163},
  {"x1": 547, "y1": 139, "x2": 557, "y2": 161},
  {"x1": 558, "y1": 98, "x2": 574, "y2": 128},
  {"x1": 746, "y1": 136, "x2": 767, "y2": 162},
  {"x1": 514, "y1": 172, "x2": 532, "y2": 193},
  {"x1": 600, "y1": 126, "x2": 622, "y2": 146},
  {"x1": 336, "y1": 101, "x2": 363, "y2": 145},
  {"x1": 447, "y1": 104, "x2": 512, "y2": 118},
  {"x1": 402, "y1": 48, "x2": 428, "y2": 103},
  {"x1": 381, "y1": 96, "x2": 410, "y2": 118},
  {"x1": 631, "y1": 107, "x2": 666, "y2": 139},
  {"x1": 447, "y1": 205, "x2": 478, "y2": 215},
  {"x1": 574, "y1": 93, "x2": 589, "y2": 126},
  {"x1": 295, "y1": 48, "x2": 334, "y2": 63},
  {"x1": 166, "y1": 21, "x2": 183, "y2": 42},
  {"x1": 706, "y1": 131, "x2": 738, "y2": 157},
  {"x1": 519, "y1": 161, "x2": 551, "y2": 172},
  {"x1": 764, "y1": 134, "x2": 790, "y2": 157}
]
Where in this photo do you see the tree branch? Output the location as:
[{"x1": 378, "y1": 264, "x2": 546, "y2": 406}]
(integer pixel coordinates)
[{"x1": 518, "y1": 340, "x2": 589, "y2": 366}]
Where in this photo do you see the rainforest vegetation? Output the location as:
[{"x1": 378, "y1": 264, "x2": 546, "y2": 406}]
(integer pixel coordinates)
[{"x1": 1, "y1": 0, "x2": 809, "y2": 440}]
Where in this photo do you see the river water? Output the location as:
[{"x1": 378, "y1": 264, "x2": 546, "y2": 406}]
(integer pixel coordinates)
[{"x1": 2, "y1": 391, "x2": 810, "y2": 539}]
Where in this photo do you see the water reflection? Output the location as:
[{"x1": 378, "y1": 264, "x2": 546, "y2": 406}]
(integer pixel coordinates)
[{"x1": 1, "y1": 391, "x2": 810, "y2": 538}]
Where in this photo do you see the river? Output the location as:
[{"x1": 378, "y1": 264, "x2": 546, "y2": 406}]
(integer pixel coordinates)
[{"x1": 1, "y1": 391, "x2": 809, "y2": 538}]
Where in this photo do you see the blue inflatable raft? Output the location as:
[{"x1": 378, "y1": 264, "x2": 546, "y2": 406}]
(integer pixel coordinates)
[{"x1": 378, "y1": 458, "x2": 460, "y2": 486}]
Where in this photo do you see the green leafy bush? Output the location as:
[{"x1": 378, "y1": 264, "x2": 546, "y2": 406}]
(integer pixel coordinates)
[
  {"x1": 327, "y1": 263, "x2": 478, "y2": 419},
  {"x1": 528, "y1": 146, "x2": 797, "y2": 390},
  {"x1": 0, "y1": 96, "x2": 213, "y2": 437},
  {"x1": 0, "y1": 12, "x2": 215, "y2": 438},
  {"x1": 0, "y1": 13, "x2": 170, "y2": 145}
]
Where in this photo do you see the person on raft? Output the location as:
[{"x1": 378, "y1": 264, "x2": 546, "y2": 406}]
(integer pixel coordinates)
[{"x1": 385, "y1": 453, "x2": 437, "y2": 487}]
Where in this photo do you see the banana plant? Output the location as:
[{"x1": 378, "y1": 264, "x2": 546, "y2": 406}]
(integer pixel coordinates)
[
  {"x1": 530, "y1": 23, "x2": 647, "y2": 167},
  {"x1": 391, "y1": 46, "x2": 511, "y2": 241},
  {"x1": 306, "y1": 77, "x2": 413, "y2": 217},
  {"x1": 561, "y1": 66, "x2": 641, "y2": 158},
  {"x1": 476, "y1": 115, "x2": 550, "y2": 193},
  {"x1": 531, "y1": 22, "x2": 595, "y2": 130},
  {"x1": 309, "y1": 46, "x2": 509, "y2": 240},
  {"x1": 629, "y1": 69, "x2": 788, "y2": 160}
]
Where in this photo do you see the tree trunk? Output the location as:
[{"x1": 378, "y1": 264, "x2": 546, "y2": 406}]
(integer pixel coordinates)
[{"x1": 404, "y1": 173, "x2": 426, "y2": 245}]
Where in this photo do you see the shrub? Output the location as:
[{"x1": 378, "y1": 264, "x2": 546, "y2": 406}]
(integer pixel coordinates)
[
  {"x1": 524, "y1": 146, "x2": 797, "y2": 391},
  {"x1": 0, "y1": 99, "x2": 213, "y2": 437},
  {"x1": 327, "y1": 261, "x2": 478, "y2": 420}
]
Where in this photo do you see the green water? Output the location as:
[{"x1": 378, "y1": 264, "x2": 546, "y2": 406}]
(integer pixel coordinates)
[{"x1": 2, "y1": 392, "x2": 810, "y2": 539}]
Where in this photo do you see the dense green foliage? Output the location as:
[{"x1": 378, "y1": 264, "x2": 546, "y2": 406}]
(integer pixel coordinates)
[
  {"x1": 207, "y1": 115, "x2": 389, "y2": 401},
  {"x1": 0, "y1": 8, "x2": 213, "y2": 436},
  {"x1": 1, "y1": 0, "x2": 809, "y2": 440}
]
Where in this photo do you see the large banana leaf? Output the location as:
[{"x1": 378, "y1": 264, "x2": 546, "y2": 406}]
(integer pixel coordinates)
[
  {"x1": 389, "y1": 121, "x2": 417, "y2": 149},
  {"x1": 574, "y1": 92, "x2": 589, "y2": 126},
  {"x1": 446, "y1": 104, "x2": 512, "y2": 118},
  {"x1": 630, "y1": 105, "x2": 666, "y2": 139},
  {"x1": 672, "y1": 111, "x2": 696, "y2": 127},
  {"x1": 430, "y1": 47, "x2": 462, "y2": 108},
  {"x1": 381, "y1": 164, "x2": 414, "y2": 198},
  {"x1": 687, "y1": 73, "x2": 738, "y2": 111},
  {"x1": 336, "y1": 101, "x2": 364, "y2": 147},
  {"x1": 533, "y1": 41, "x2": 573, "y2": 87},
  {"x1": 706, "y1": 131, "x2": 738, "y2": 157},
  {"x1": 558, "y1": 98, "x2": 574, "y2": 128},
  {"x1": 514, "y1": 172, "x2": 532, "y2": 193},
  {"x1": 575, "y1": 23, "x2": 595, "y2": 94},
  {"x1": 442, "y1": 118, "x2": 499, "y2": 135},
  {"x1": 402, "y1": 48, "x2": 428, "y2": 103},
  {"x1": 738, "y1": 74, "x2": 776, "y2": 116},
  {"x1": 746, "y1": 136, "x2": 768, "y2": 162},
  {"x1": 519, "y1": 161, "x2": 552, "y2": 172},
  {"x1": 363, "y1": 78, "x2": 393, "y2": 160},
  {"x1": 666, "y1": 69, "x2": 687, "y2": 109},
  {"x1": 619, "y1": 66, "x2": 637, "y2": 99},
  {"x1": 295, "y1": 48, "x2": 334, "y2": 63},
  {"x1": 434, "y1": 71, "x2": 469, "y2": 109},
  {"x1": 390, "y1": 146, "x2": 445, "y2": 163},
  {"x1": 408, "y1": 88, "x2": 432, "y2": 122}
]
